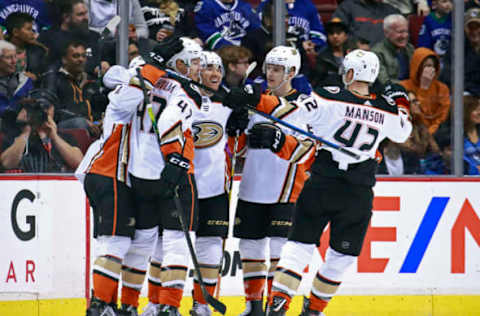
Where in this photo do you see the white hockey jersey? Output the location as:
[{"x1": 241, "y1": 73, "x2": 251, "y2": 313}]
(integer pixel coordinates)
[
  {"x1": 238, "y1": 90, "x2": 316, "y2": 204},
  {"x1": 75, "y1": 77, "x2": 142, "y2": 185},
  {"x1": 192, "y1": 94, "x2": 232, "y2": 199},
  {"x1": 128, "y1": 64, "x2": 200, "y2": 180},
  {"x1": 257, "y1": 87, "x2": 413, "y2": 185}
]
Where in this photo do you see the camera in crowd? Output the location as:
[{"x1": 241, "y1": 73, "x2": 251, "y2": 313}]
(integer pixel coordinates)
[{"x1": 23, "y1": 89, "x2": 59, "y2": 127}]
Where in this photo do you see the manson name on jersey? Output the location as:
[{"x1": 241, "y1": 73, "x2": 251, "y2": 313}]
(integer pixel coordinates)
[{"x1": 345, "y1": 105, "x2": 385, "y2": 124}]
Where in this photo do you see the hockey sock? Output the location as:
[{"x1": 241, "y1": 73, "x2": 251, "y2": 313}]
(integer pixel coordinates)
[
  {"x1": 308, "y1": 272, "x2": 341, "y2": 312},
  {"x1": 242, "y1": 259, "x2": 267, "y2": 301},
  {"x1": 92, "y1": 255, "x2": 122, "y2": 304},
  {"x1": 148, "y1": 260, "x2": 163, "y2": 304},
  {"x1": 193, "y1": 264, "x2": 218, "y2": 304},
  {"x1": 120, "y1": 265, "x2": 146, "y2": 307},
  {"x1": 268, "y1": 290, "x2": 292, "y2": 311},
  {"x1": 158, "y1": 286, "x2": 184, "y2": 307},
  {"x1": 267, "y1": 258, "x2": 279, "y2": 300}
]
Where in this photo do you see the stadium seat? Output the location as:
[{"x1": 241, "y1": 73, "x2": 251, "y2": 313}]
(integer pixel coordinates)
[
  {"x1": 409, "y1": 14, "x2": 425, "y2": 47},
  {"x1": 59, "y1": 128, "x2": 93, "y2": 154}
]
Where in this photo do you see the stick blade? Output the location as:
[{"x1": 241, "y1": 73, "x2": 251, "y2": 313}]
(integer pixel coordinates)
[
  {"x1": 206, "y1": 295, "x2": 227, "y2": 314},
  {"x1": 103, "y1": 15, "x2": 121, "y2": 37}
]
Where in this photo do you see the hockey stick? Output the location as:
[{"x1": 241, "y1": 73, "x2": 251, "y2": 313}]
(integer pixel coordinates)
[
  {"x1": 162, "y1": 69, "x2": 360, "y2": 160},
  {"x1": 97, "y1": 16, "x2": 121, "y2": 81},
  {"x1": 214, "y1": 61, "x2": 257, "y2": 300},
  {"x1": 136, "y1": 68, "x2": 227, "y2": 315}
]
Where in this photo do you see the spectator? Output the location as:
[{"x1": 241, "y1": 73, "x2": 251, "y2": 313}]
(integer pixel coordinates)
[
  {"x1": 86, "y1": 0, "x2": 149, "y2": 39},
  {"x1": 0, "y1": 40, "x2": 33, "y2": 114},
  {"x1": 128, "y1": 41, "x2": 140, "y2": 64},
  {"x1": 333, "y1": 0, "x2": 399, "y2": 47},
  {"x1": 217, "y1": 45, "x2": 253, "y2": 88},
  {"x1": 38, "y1": 0, "x2": 107, "y2": 78},
  {"x1": 5, "y1": 12, "x2": 48, "y2": 82},
  {"x1": 372, "y1": 14, "x2": 414, "y2": 85},
  {"x1": 417, "y1": 0, "x2": 452, "y2": 68},
  {"x1": 383, "y1": 0, "x2": 430, "y2": 16},
  {"x1": 0, "y1": 0, "x2": 56, "y2": 33},
  {"x1": 440, "y1": 8, "x2": 480, "y2": 96},
  {"x1": 401, "y1": 47, "x2": 450, "y2": 135},
  {"x1": 463, "y1": 95, "x2": 480, "y2": 175},
  {"x1": 256, "y1": 0, "x2": 327, "y2": 52},
  {"x1": 309, "y1": 17, "x2": 349, "y2": 88},
  {"x1": 140, "y1": 0, "x2": 184, "y2": 41},
  {"x1": 194, "y1": 0, "x2": 261, "y2": 50},
  {"x1": 42, "y1": 39, "x2": 100, "y2": 137},
  {"x1": 0, "y1": 90, "x2": 83, "y2": 173},
  {"x1": 345, "y1": 35, "x2": 371, "y2": 52}
]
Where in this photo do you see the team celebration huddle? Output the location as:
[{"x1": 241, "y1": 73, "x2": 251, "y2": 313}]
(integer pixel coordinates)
[{"x1": 77, "y1": 35, "x2": 412, "y2": 316}]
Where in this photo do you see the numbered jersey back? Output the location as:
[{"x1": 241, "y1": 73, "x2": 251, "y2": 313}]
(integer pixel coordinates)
[
  {"x1": 129, "y1": 77, "x2": 200, "y2": 180},
  {"x1": 309, "y1": 87, "x2": 411, "y2": 170}
]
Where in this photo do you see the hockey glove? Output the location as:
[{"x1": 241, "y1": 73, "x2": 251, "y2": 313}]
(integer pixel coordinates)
[
  {"x1": 223, "y1": 84, "x2": 261, "y2": 111},
  {"x1": 226, "y1": 108, "x2": 250, "y2": 137},
  {"x1": 147, "y1": 35, "x2": 184, "y2": 68},
  {"x1": 248, "y1": 123, "x2": 286, "y2": 153},
  {"x1": 159, "y1": 153, "x2": 191, "y2": 198},
  {"x1": 383, "y1": 82, "x2": 410, "y2": 109}
]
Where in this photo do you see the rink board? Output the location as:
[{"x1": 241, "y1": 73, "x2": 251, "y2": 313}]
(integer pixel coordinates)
[{"x1": 0, "y1": 175, "x2": 479, "y2": 316}]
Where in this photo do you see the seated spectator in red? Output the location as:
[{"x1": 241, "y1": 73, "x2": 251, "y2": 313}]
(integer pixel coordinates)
[
  {"x1": 401, "y1": 47, "x2": 450, "y2": 135},
  {"x1": 0, "y1": 90, "x2": 83, "y2": 173},
  {"x1": 372, "y1": 14, "x2": 414, "y2": 85},
  {"x1": 5, "y1": 12, "x2": 48, "y2": 83},
  {"x1": 333, "y1": 0, "x2": 400, "y2": 47},
  {"x1": 309, "y1": 17, "x2": 349, "y2": 88},
  {"x1": 0, "y1": 40, "x2": 33, "y2": 114},
  {"x1": 194, "y1": 0, "x2": 261, "y2": 50},
  {"x1": 41, "y1": 39, "x2": 101, "y2": 138},
  {"x1": 417, "y1": 0, "x2": 452, "y2": 69},
  {"x1": 38, "y1": 0, "x2": 107, "y2": 78}
]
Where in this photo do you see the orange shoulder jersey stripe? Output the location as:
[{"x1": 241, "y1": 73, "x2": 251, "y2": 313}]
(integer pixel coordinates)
[
  {"x1": 140, "y1": 64, "x2": 167, "y2": 87},
  {"x1": 88, "y1": 123, "x2": 131, "y2": 182},
  {"x1": 160, "y1": 129, "x2": 195, "y2": 174}
]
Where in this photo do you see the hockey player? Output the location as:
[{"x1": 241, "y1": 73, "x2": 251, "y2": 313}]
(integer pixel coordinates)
[
  {"x1": 127, "y1": 37, "x2": 203, "y2": 316},
  {"x1": 225, "y1": 49, "x2": 412, "y2": 316},
  {"x1": 76, "y1": 65, "x2": 138, "y2": 316},
  {"x1": 189, "y1": 51, "x2": 236, "y2": 316},
  {"x1": 232, "y1": 46, "x2": 316, "y2": 316}
]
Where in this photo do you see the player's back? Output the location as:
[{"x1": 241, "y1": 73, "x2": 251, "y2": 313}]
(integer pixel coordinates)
[
  {"x1": 308, "y1": 87, "x2": 411, "y2": 185},
  {"x1": 240, "y1": 90, "x2": 315, "y2": 204},
  {"x1": 128, "y1": 74, "x2": 201, "y2": 180},
  {"x1": 76, "y1": 83, "x2": 142, "y2": 183}
]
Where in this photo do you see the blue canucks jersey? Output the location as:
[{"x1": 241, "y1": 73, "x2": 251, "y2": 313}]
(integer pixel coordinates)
[
  {"x1": 0, "y1": 0, "x2": 52, "y2": 33},
  {"x1": 257, "y1": 0, "x2": 326, "y2": 48},
  {"x1": 194, "y1": 0, "x2": 261, "y2": 50},
  {"x1": 418, "y1": 13, "x2": 452, "y2": 58}
]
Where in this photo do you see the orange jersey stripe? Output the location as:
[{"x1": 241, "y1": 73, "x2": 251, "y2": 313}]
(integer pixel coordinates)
[{"x1": 89, "y1": 124, "x2": 130, "y2": 181}]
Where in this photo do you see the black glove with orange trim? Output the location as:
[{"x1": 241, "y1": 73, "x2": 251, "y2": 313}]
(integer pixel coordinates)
[{"x1": 248, "y1": 123, "x2": 285, "y2": 153}]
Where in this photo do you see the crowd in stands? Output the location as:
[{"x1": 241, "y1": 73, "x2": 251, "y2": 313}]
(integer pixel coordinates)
[{"x1": 0, "y1": 0, "x2": 479, "y2": 175}]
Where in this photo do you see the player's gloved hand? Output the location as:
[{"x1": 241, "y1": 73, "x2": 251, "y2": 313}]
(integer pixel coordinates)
[
  {"x1": 159, "y1": 152, "x2": 191, "y2": 198},
  {"x1": 383, "y1": 81, "x2": 410, "y2": 109},
  {"x1": 223, "y1": 84, "x2": 261, "y2": 111},
  {"x1": 247, "y1": 123, "x2": 285, "y2": 153},
  {"x1": 226, "y1": 108, "x2": 249, "y2": 137},
  {"x1": 148, "y1": 35, "x2": 184, "y2": 68}
]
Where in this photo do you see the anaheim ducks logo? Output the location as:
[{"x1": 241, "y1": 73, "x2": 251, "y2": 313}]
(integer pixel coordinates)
[{"x1": 192, "y1": 121, "x2": 224, "y2": 148}]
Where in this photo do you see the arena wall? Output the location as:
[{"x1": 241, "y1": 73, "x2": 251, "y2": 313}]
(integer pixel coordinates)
[{"x1": 0, "y1": 175, "x2": 479, "y2": 315}]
